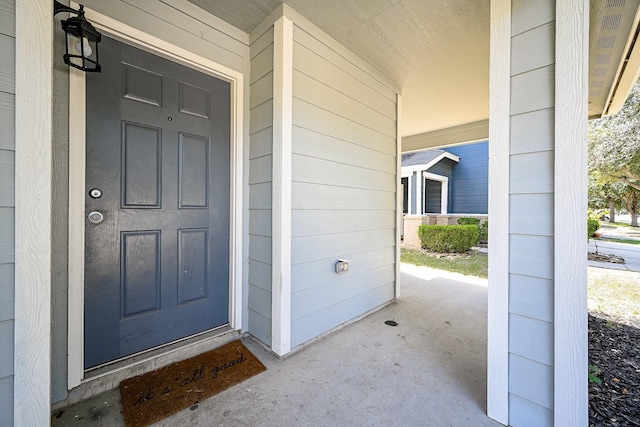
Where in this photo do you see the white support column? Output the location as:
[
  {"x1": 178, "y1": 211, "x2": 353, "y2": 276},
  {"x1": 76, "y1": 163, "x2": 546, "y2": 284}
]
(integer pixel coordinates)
[
  {"x1": 415, "y1": 171, "x2": 423, "y2": 215},
  {"x1": 407, "y1": 174, "x2": 413, "y2": 215},
  {"x1": 395, "y1": 94, "x2": 402, "y2": 299},
  {"x1": 14, "y1": 0, "x2": 53, "y2": 424},
  {"x1": 489, "y1": 1, "x2": 589, "y2": 425},
  {"x1": 554, "y1": 0, "x2": 589, "y2": 425},
  {"x1": 440, "y1": 179, "x2": 448, "y2": 215},
  {"x1": 271, "y1": 16, "x2": 293, "y2": 356},
  {"x1": 488, "y1": 0, "x2": 510, "y2": 424}
]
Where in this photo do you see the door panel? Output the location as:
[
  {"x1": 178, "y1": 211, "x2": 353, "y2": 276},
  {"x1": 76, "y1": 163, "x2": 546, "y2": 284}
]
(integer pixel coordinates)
[
  {"x1": 121, "y1": 122, "x2": 161, "y2": 207},
  {"x1": 84, "y1": 36, "x2": 231, "y2": 369},
  {"x1": 177, "y1": 229, "x2": 209, "y2": 303},
  {"x1": 121, "y1": 231, "x2": 161, "y2": 317},
  {"x1": 179, "y1": 133, "x2": 210, "y2": 208}
]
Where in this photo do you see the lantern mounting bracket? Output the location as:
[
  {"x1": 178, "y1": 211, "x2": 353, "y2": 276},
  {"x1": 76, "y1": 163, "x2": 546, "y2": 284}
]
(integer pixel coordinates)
[{"x1": 53, "y1": 0, "x2": 78, "y2": 16}]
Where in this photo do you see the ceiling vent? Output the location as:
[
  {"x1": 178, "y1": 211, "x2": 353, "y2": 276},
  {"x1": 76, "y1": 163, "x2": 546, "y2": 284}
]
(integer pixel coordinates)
[
  {"x1": 598, "y1": 35, "x2": 617, "y2": 48},
  {"x1": 593, "y1": 67, "x2": 608, "y2": 77},
  {"x1": 605, "y1": 0, "x2": 625, "y2": 8},
  {"x1": 602, "y1": 14, "x2": 623, "y2": 31}
]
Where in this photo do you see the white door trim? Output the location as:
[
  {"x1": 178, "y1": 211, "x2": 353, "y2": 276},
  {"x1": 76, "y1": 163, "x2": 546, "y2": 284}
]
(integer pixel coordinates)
[{"x1": 67, "y1": 5, "x2": 245, "y2": 388}]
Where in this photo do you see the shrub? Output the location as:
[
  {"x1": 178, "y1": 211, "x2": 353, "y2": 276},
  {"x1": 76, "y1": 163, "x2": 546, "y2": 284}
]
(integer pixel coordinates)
[
  {"x1": 457, "y1": 217, "x2": 488, "y2": 243},
  {"x1": 588, "y1": 218, "x2": 601, "y2": 237},
  {"x1": 457, "y1": 217, "x2": 480, "y2": 226},
  {"x1": 479, "y1": 221, "x2": 488, "y2": 243},
  {"x1": 418, "y1": 224, "x2": 479, "y2": 253}
]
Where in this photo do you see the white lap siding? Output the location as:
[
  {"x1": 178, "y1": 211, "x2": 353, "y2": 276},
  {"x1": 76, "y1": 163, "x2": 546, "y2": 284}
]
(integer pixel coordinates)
[
  {"x1": 507, "y1": 3, "x2": 556, "y2": 424},
  {"x1": 0, "y1": 0, "x2": 14, "y2": 424},
  {"x1": 289, "y1": 24, "x2": 398, "y2": 348},
  {"x1": 248, "y1": 27, "x2": 275, "y2": 345}
]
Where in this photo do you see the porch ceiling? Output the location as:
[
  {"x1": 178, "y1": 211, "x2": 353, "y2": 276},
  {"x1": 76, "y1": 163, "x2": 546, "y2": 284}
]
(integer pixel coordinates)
[{"x1": 188, "y1": 0, "x2": 640, "y2": 139}]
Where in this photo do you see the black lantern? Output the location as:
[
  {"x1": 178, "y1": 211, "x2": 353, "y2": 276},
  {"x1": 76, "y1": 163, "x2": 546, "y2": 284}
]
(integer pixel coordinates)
[{"x1": 54, "y1": 1, "x2": 101, "y2": 72}]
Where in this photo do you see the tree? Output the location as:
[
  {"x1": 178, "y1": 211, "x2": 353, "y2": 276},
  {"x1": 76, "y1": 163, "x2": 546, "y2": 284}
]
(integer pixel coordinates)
[
  {"x1": 589, "y1": 82, "x2": 640, "y2": 188},
  {"x1": 588, "y1": 172, "x2": 620, "y2": 222},
  {"x1": 589, "y1": 81, "x2": 640, "y2": 226},
  {"x1": 620, "y1": 186, "x2": 640, "y2": 227}
]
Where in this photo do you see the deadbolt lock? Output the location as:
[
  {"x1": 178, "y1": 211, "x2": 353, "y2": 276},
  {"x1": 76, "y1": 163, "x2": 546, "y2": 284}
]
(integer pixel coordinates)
[{"x1": 88, "y1": 211, "x2": 104, "y2": 224}]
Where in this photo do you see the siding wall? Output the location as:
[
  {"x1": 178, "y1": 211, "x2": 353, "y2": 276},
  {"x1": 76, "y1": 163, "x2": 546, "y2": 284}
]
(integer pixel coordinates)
[
  {"x1": 81, "y1": 0, "x2": 248, "y2": 73},
  {"x1": 289, "y1": 24, "x2": 398, "y2": 347},
  {"x1": 248, "y1": 27, "x2": 274, "y2": 345},
  {"x1": 447, "y1": 141, "x2": 489, "y2": 214},
  {"x1": 508, "y1": 1, "x2": 556, "y2": 424},
  {"x1": 0, "y1": 0, "x2": 14, "y2": 424},
  {"x1": 51, "y1": 15, "x2": 70, "y2": 404}
]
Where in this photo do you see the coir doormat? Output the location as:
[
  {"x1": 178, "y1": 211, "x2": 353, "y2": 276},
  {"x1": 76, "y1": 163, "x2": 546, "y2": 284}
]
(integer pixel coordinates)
[{"x1": 120, "y1": 340, "x2": 266, "y2": 426}]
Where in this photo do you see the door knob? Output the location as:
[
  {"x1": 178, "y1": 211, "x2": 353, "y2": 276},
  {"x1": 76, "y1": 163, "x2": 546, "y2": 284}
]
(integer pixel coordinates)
[{"x1": 88, "y1": 211, "x2": 104, "y2": 224}]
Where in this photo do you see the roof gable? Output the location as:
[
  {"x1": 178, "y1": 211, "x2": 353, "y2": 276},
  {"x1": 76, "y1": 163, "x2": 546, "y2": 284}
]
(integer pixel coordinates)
[{"x1": 401, "y1": 150, "x2": 460, "y2": 169}]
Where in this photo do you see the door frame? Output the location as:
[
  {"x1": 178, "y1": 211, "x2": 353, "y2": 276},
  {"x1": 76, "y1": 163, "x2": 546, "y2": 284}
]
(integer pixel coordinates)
[{"x1": 67, "y1": 4, "x2": 245, "y2": 388}]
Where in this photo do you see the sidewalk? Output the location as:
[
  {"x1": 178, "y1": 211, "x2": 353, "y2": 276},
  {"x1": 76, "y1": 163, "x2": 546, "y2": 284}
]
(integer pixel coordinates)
[{"x1": 588, "y1": 239, "x2": 640, "y2": 272}]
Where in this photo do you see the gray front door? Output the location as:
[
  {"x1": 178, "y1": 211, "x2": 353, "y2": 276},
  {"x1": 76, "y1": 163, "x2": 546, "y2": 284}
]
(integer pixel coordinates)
[{"x1": 84, "y1": 37, "x2": 231, "y2": 369}]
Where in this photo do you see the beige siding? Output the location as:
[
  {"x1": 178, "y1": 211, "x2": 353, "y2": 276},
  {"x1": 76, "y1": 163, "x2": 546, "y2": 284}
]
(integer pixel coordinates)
[
  {"x1": 0, "y1": 0, "x2": 13, "y2": 424},
  {"x1": 248, "y1": 27, "x2": 274, "y2": 345},
  {"x1": 289, "y1": 24, "x2": 397, "y2": 348},
  {"x1": 81, "y1": 0, "x2": 247, "y2": 73}
]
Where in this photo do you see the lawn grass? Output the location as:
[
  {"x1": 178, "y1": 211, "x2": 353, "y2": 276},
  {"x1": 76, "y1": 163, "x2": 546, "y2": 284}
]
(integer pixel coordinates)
[
  {"x1": 402, "y1": 248, "x2": 639, "y2": 326},
  {"x1": 594, "y1": 238, "x2": 640, "y2": 245},
  {"x1": 401, "y1": 248, "x2": 488, "y2": 278},
  {"x1": 588, "y1": 267, "x2": 640, "y2": 326},
  {"x1": 400, "y1": 249, "x2": 640, "y2": 327},
  {"x1": 599, "y1": 221, "x2": 640, "y2": 231},
  {"x1": 606, "y1": 221, "x2": 635, "y2": 228}
]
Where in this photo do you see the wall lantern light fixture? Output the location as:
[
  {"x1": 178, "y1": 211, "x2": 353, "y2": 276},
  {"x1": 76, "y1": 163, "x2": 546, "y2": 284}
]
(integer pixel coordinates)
[{"x1": 53, "y1": 1, "x2": 101, "y2": 72}]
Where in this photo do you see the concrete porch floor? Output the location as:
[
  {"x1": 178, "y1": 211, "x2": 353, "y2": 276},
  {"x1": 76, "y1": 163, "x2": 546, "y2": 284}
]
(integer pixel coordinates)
[{"x1": 52, "y1": 264, "x2": 503, "y2": 426}]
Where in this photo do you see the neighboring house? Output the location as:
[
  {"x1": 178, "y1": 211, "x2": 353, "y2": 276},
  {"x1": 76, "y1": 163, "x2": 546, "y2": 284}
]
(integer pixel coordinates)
[
  {"x1": 401, "y1": 141, "x2": 488, "y2": 216},
  {"x1": 2, "y1": 1, "x2": 639, "y2": 426}
]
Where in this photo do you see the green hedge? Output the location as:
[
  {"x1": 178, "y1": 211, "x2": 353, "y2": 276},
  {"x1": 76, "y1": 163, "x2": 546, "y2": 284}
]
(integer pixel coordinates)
[
  {"x1": 457, "y1": 217, "x2": 488, "y2": 243},
  {"x1": 479, "y1": 221, "x2": 488, "y2": 243},
  {"x1": 457, "y1": 217, "x2": 480, "y2": 226},
  {"x1": 418, "y1": 224, "x2": 480, "y2": 253},
  {"x1": 588, "y1": 218, "x2": 600, "y2": 237}
]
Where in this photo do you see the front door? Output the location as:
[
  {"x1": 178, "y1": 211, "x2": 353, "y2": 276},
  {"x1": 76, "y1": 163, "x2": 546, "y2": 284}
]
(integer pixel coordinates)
[{"x1": 84, "y1": 37, "x2": 231, "y2": 369}]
